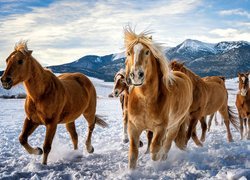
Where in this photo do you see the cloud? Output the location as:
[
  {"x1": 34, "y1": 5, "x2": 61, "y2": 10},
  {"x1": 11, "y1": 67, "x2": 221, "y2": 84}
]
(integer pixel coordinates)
[
  {"x1": 219, "y1": 8, "x2": 250, "y2": 18},
  {"x1": 0, "y1": 0, "x2": 202, "y2": 69},
  {"x1": 209, "y1": 28, "x2": 250, "y2": 42}
]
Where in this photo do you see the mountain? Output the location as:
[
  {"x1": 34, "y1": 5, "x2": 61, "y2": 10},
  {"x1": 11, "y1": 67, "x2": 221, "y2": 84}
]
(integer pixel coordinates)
[
  {"x1": 49, "y1": 53, "x2": 126, "y2": 81},
  {"x1": 165, "y1": 39, "x2": 250, "y2": 78},
  {"x1": 1, "y1": 40, "x2": 249, "y2": 81}
]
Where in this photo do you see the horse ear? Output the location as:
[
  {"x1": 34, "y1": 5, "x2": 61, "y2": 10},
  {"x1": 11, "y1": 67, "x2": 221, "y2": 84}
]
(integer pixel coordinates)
[
  {"x1": 238, "y1": 73, "x2": 242, "y2": 77},
  {"x1": 246, "y1": 72, "x2": 249, "y2": 76},
  {"x1": 27, "y1": 50, "x2": 33, "y2": 56}
]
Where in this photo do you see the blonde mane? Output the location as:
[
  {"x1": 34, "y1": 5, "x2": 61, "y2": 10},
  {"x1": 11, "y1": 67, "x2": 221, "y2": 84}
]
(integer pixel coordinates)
[
  {"x1": 124, "y1": 26, "x2": 174, "y2": 88},
  {"x1": 14, "y1": 40, "x2": 29, "y2": 54}
]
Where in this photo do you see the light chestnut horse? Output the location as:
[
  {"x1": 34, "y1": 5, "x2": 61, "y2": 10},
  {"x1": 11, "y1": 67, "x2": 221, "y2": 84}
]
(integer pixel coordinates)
[
  {"x1": 113, "y1": 69, "x2": 152, "y2": 150},
  {"x1": 202, "y1": 76, "x2": 225, "y2": 132},
  {"x1": 124, "y1": 28, "x2": 193, "y2": 169},
  {"x1": 170, "y1": 61, "x2": 239, "y2": 145},
  {"x1": 1, "y1": 41, "x2": 108, "y2": 165},
  {"x1": 236, "y1": 72, "x2": 250, "y2": 140}
]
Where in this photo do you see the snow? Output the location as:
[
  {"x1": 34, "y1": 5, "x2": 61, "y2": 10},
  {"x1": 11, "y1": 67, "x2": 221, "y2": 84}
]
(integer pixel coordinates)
[
  {"x1": 177, "y1": 39, "x2": 250, "y2": 54},
  {"x1": 112, "y1": 52, "x2": 125, "y2": 61},
  {"x1": 0, "y1": 78, "x2": 250, "y2": 179},
  {"x1": 178, "y1": 39, "x2": 216, "y2": 53}
]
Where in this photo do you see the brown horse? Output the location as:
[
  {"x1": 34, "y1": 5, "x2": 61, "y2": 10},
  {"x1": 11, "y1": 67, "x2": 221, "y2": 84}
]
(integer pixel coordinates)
[
  {"x1": 1, "y1": 41, "x2": 108, "y2": 165},
  {"x1": 170, "y1": 61, "x2": 239, "y2": 145},
  {"x1": 202, "y1": 76, "x2": 225, "y2": 132},
  {"x1": 113, "y1": 69, "x2": 152, "y2": 150},
  {"x1": 124, "y1": 28, "x2": 193, "y2": 169},
  {"x1": 236, "y1": 72, "x2": 250, "y2": 140}
]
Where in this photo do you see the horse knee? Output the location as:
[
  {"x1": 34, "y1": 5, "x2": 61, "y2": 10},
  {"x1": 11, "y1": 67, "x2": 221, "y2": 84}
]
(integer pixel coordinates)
[{"x1": 19, "y1": 135, "x2": 27, "y2": 145}]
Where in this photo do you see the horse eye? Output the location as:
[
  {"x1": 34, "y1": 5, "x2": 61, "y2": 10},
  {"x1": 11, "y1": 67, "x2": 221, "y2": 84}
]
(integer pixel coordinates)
[
  {"x1": 127, "y1": 52, "x2": 131, "y2": 56},
  {"x1": 18, "y1": 59, "x2": 23, "y2": 65},
  {"x1": 145, "y1": 50, "x2": 150, "y2": 55}
]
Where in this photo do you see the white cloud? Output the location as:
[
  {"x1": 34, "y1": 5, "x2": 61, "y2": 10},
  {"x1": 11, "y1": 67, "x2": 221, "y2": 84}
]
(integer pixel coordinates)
[
  {"x1": 0, "y1": 0, "x2": 203, "y2": 69},
  {"x1": 219, "y1": 8, "x2": 250, "y2": 18}
]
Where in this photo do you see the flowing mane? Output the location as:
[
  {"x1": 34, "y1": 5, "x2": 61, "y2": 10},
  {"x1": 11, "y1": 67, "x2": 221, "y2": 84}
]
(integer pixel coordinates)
[
  {"x1": 124, "y1": 26, "x2": 174, "y2": 88},
  {"x1": 14, "y1": 40, "x2": 29, "y2": 54}
]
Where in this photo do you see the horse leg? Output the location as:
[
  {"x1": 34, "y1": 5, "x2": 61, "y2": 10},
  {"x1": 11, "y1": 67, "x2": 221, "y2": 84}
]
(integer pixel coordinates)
[
  {"x1": 83, "y1": 113, "x2": 95, "y2": 153},
  {"x1": 150, "y1": 126, "x2": 165, "y2": 161},
  {"x1": 128, "y1": 121, "x2": 141, "y2": 169},
  {"x1": 207, "y1": 114, "x2": 214, "y2": 132},
  {"x1": 219, "y1": 107, "x2": 233, "y2": 142},
  {"x1": 19, "y1": 117, "x2": 42, "y2": 155},
  {"x1": 239, "y1": 117, "x2": 244, "y2": 140},
  {"x1": 42, "y1": 123, "x2": 57, "y2": 165},
  {"x1": 123, "y1": 110, "x2": 129, "y2": 143},
  {"x1": 191, "y1": 127, "x2": 203, "y2": 147},
  {"x1": 145, "y1": 131, "x2": 153, "y2": 154},
  {"x1": 65, "y1": 122, "x2": 78, "y2": 150},
  {"x1": 200, "y1": 117, "x2": 207, "y2": 142},
  {"x1": 244, "y1": 118, "x2": 247, "y2": 138},
  {"x1": 247, "y1": 118, "x2": 250, "y2": 140}
]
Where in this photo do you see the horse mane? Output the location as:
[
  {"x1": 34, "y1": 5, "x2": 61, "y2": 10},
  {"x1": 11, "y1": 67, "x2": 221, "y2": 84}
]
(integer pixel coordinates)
[
  {"x1": 14, "y1": 40, "x2": 30, "y2": 54},
  {"x1": 171, "y1": 60, "x2": 201, "y2": 82},
  {"x1": 124, "y1": 26, "x2": 174, "y2": 88}
]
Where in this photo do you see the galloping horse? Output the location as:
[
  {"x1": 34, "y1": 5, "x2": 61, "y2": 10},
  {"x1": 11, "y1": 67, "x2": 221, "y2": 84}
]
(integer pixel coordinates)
[
  {"x1": 170, "y1": 61, "x2": 239, "y2": 145},
  {"x1": 1, "y1": 41, "x2": 108, "y2": 165},
  {"x1": 236, "y1": 73, "x2": 250, "y2": 140},
  {"x1": 124, "y1": 28, "x2": 193, "y2": 169}
]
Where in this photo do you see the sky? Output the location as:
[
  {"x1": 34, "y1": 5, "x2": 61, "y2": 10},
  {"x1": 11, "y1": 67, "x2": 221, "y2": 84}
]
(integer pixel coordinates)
[{"x1": 0, "y1": 0, "x2": 249, "y2": 69}]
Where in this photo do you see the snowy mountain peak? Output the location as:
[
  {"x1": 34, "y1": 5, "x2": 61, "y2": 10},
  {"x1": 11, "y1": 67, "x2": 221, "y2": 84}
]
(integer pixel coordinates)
[
  {"x1": 215, "y1": 41, "x2": 250, "y2": 53},
  {"x1": 177, "y1": 39, "x2": 215, "y2": 53}
]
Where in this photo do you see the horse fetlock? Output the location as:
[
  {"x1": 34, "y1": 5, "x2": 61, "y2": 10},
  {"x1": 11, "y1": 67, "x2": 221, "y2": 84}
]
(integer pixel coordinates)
[
  {"x1": 34, "y1": 147, "x2": 43, "y2": 155},
  {"x1": 151, "y1": 152, "x2": 160, "y2": 161}
]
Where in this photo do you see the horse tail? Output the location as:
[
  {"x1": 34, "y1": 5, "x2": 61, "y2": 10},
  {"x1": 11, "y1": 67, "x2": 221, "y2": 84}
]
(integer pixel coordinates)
[
  {"x1": 228, "y1": 106, "x2": 240, "y2": 131},
  {"x1": 174, "y1": 121, "x2": 187, "y2": 150},
  {"x1": 95, "y1": 115, "x2": 108, "y2": 128}
]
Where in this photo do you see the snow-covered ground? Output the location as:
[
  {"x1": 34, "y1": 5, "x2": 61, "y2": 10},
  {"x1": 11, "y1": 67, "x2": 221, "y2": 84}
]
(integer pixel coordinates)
[{"x1": 0, "y1": 78, "x2": 249, "y2": 180}]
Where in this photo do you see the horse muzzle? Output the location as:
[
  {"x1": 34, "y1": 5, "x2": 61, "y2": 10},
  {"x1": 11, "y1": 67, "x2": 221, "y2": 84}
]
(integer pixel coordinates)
[{"x1": 1, "y1": 76, "x2": 13, "y2": 90}]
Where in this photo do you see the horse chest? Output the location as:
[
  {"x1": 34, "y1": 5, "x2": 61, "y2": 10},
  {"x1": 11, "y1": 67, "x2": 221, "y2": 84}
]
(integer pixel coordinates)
[{"x1": 129, "y1": 98, "x2": 159, "y2": 130}]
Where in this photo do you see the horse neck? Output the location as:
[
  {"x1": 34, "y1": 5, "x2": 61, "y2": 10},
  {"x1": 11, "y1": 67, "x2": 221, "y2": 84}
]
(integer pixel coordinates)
[
  {"x1": 23, "y1": 57, "x2": 55, "y2": 100},
  {"x1": 181, "y1": 67, "x2": 201, "y2": 84}
]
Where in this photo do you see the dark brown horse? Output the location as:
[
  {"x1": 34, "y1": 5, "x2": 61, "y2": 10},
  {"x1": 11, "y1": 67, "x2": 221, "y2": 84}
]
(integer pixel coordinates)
[
  {"x1": 170, "y1": 61, "x2": 239, "y2": 145},
  {"x1": 236, "y1": 72, "x2": 250, "y2": 140},
  {"x1": 1, "y1": 41, "x2": 108, "y2": 165},
  {"x1": 124, "y1": 28, "x2": 193, "y2": 169}
]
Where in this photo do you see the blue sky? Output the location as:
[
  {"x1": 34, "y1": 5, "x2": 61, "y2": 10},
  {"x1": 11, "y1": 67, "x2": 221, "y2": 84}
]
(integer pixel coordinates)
[{"x1": 0, "y1": 0, "x2": 249, "y2": 69}]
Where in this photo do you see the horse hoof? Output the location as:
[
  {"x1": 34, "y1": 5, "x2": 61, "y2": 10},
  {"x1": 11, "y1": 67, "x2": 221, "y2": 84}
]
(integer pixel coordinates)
[
  {"x1": 123, "y1": 138, "x2": 129, "y2": 144},
  {"x1": 139, "y1": 141, "x2": 143, "y2": 147},
  {"x1": 151, "y1": 153, "x2": 160, "y2": 161},
  {"x1": 35, "y1": 147, "x2": 43, "y2": 155},
  {"x1": 87, "y1": 146, "x2": 94, "y2": 153},
  {"x1": 200, "y1": 138, "x2": 205, "y2": 142}
]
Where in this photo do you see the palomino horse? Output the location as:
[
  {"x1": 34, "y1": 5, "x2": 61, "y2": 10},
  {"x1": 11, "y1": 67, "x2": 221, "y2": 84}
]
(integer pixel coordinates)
[
  {"x1": 124, "y1": 28, "x2": 193, "y2": 169},
  {"x1": 236, "y1": 73, "x2": 250, "y2": 140},
  {"x1": 170, "y1": 61, "x2": 239, "y2": 145},
  {"x1": 113, "y1": 69, "x2": 152, "y2": 150},
  {"x1": 1, "y1": 41, "x2": 108, "y2": 165}
]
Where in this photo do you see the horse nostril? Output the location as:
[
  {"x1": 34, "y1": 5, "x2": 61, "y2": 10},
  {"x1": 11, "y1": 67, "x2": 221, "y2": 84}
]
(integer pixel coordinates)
[
  {"x1": 5, "y1": 77, "x2": 12, "y2": 83},
  {"x1": 138, "y1": 71, "x2": 144, "y2": 79}
]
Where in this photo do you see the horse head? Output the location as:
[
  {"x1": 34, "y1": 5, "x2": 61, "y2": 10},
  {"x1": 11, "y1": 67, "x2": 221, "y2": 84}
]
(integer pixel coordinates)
[
  {"x1": 170, "y1": 60, "x2": 185, "y2": 71},
  {"x1": 238, "y1": 72, "x2": 249, "y2": 96},
  {"x1": 113, "y1": 69, "x2": 127, "y2": 97},
  {"x1": 1, "y1": 41, "x2": 33, "y2": 89}
]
